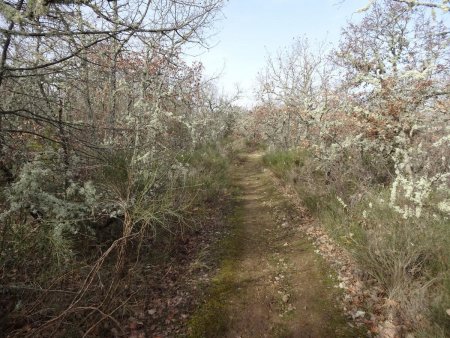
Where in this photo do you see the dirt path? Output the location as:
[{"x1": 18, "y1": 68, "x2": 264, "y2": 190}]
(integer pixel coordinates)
[
  {"x1": 227, "y1": 154, "x2": 357, "y2": 338},
  {"x1": 190, "y1": 152, "x2": 361, "y2": 337}
]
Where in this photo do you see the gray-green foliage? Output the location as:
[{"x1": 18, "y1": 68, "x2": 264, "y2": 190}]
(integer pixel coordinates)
[{"x1": 1, "y1": 152, "x2": 98, "y2": 264}]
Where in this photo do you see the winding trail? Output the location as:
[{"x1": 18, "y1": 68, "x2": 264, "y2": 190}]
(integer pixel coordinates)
[{"x1": 218, "y1": 152, "x2": 360, "y2": 337}]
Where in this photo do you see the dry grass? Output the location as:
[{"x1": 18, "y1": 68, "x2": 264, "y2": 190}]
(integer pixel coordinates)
[
  {"x1": 0, "y1": 142, "x2": 235, "y2": 337},
  {"x1": 264, "y1": 148, "x2": 450, "y2": 336}
]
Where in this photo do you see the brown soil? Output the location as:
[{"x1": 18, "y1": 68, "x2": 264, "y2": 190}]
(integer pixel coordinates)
[{"x1": 192, "y1": 152, "x2": 362, "y2": 337}]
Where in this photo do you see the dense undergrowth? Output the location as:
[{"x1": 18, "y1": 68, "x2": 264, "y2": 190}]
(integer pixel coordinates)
[
  {"x1": 264, "y1": 149, "x2": 450, "y2": 337},
  {"x1": 0, "y1": 141, "x2": 235, "y2": 337},
  {"x1": 247, "y1": 2, "x2": 450, "y2": 336}
]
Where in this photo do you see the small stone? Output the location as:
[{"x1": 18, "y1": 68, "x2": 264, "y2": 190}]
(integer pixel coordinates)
[
  {"x1": 287, "y1": 304, "x2": 296, "y2": 312},
  {"x1": 282, "y1": 294, "x2": 290, "y2": 303},
  {"x1": 353, "y1": 310, "x2": 366, "y2": 319}
]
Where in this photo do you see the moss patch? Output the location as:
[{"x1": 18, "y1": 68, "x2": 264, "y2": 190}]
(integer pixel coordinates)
[{"x1": 188, "y1": 201, "x2": 245, "y2": 337}]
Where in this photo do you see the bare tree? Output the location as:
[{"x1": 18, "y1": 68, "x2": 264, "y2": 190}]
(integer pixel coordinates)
[
  {"x1": 335, "y1": 0, "x2": 449, "y2": 148},
  {"x1": 256, "y1": 37, "x2": 334, "y2": 148},
  {"x1": 0, "y1": 0, "x2": 223, "y2": 141}
]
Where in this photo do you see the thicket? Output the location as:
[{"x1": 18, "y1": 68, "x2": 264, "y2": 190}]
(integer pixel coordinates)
[
  {"x1": 0, "y1": 0, "x2": 243, "y2": 336},
  {"x1": 251, "y1": 1, "x2": 450, "y2": 336}
]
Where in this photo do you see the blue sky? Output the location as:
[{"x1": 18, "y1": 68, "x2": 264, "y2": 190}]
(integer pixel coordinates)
[{"x1": 187, "y1": 0, "x2": 364, "y2": 106}]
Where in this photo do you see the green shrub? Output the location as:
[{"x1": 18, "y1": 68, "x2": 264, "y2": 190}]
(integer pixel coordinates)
[
  {"x1": 263, "y1": 148, "x2": 309, "y2": 177},
  {"x1": 0, "y1": 153, "x2": 98, "y2": 270},
  {"x1": 181, "y1": 143, "x2": 232, "y2": 201}
]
